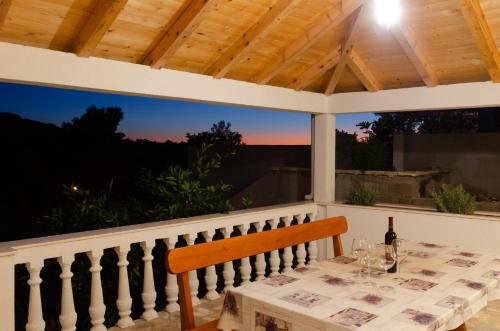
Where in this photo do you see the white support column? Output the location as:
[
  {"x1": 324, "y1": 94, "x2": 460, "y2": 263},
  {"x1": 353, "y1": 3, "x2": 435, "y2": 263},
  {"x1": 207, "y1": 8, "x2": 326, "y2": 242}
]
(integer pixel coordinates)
[
  {"x1": 203, "y1": 230, "x2": 219, "y2": 300},
  {"x1": 87, "y1": 249, "x2": 106, "y2": 331},
  {"x1": 0, "y1": 249, "x2": 15, "y2": 331},
  {"x1": 58, "y1": 254, "x2": 77, "y2": 331},
  {"x1": 295, "y1": 215, "x2": 307, "y2": 268},
  {"x1": 140, "y1": 240, "x2": 158, "y2": 321},
  {"x1": 307, "y1": 213, "x2": 319, "y2": 265},
  {"x1": 221, "y1": 227, "x2": 235, "y2": 293},
  {"x1": 115, "y1": 245, "x2": 134, "y2": 328},
  {"x1": 164, "y1": 238, "x2": 180, "y2": 313},
  {"x1": 282, "y1": 217, "x2": 294, "y2": 273},
  {"x1": 253, "y1": 222, "x2": 266, "y2": 280},
  {"x1": 267, "y1": 219, "x2": 281, "y2": 276},
  {"x1": 312, "y1": 113, "x2": 336, "y2": 203},
  {"x1": 25, "y1": 260, "x2": 45, "y2": 331},
  {"x1": 238, "y1": 224, "x2": 252, "y2": 285},
  {"x1": 184, "y1": 234, "x2": 201, "y2": 305}
]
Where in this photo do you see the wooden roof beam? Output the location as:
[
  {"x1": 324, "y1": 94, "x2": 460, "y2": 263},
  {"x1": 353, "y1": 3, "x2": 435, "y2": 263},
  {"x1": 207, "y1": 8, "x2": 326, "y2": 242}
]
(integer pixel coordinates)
[
  {"x1": 206, "y1": 0, "x2": 301, "y2": 79},
  {"x1": 143, "y1": 0, "x2": 218, "y2": 69},
  {"x1": 392, "y1": 23, "x2": 438, "y2": 87},
  {"x1": 0, "y1": 0, "x2": 13, "y2": 29},
  {"x1": 459, "y1": 0, "x2": 500, "y2": 82},
  {"x1": 347, "y1": 49, "x2": 381, "y2": 92},
  {"x1": 324, "y1": 5, "x2": 365, "y2": 95},
  {"x1": 289, "y1": 46, "x2": 342, "y2": 91},
  {"x1": 73, "y1": 0, "x2": 128, "y2": 57},
  {"x1": 255, "y1": 0, "x2": 367, "y2": 85}
]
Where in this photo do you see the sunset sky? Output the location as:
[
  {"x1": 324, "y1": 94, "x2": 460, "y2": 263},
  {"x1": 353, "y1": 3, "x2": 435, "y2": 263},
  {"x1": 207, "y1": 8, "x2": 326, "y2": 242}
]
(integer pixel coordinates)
[{"x1": 0, "y1": 82, "x2": 375, "y2": 144}]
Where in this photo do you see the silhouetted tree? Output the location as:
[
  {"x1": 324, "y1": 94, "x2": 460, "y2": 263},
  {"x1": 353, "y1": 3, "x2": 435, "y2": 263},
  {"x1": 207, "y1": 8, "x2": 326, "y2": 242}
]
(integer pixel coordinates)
[
  {"x1": 186, "y1": 120, "x2": 243, "y2": 147},
  {"x1": 63, "y1": 105, "x2": 125, "y2": 141}
]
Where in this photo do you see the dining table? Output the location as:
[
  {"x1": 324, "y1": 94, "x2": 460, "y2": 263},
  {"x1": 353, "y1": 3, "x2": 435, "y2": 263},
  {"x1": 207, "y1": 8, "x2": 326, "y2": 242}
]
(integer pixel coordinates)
[{"x1": 217, "y1": 240, "x2": 500, "y2": 331}]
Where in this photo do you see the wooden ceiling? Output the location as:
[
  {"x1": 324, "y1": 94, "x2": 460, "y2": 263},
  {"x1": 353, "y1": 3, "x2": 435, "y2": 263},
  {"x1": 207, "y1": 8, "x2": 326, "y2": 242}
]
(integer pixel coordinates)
[{"x1": 0, "y1": 0, "x2": 500, "y2": 95}]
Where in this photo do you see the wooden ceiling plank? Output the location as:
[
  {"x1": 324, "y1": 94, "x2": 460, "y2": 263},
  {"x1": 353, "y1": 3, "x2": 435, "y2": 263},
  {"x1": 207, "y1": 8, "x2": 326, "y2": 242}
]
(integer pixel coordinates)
[
  {"x1": 324, "y1": 5, "x2": 365, "y2": 95},
  {"x1": 289, "y1": 46, "x2": 342, "y2": 90},
  {"x1": 255, "y1": 0, "x2": 367, "y2": 85},
  {"x1": 143, "y1": 0, "x2": 218, "y2": 69},
  {"x1": 73, "y1": 0, "x2": 129, "y2": 57},
  {"x1": 347, "y1": 49, "x2": 382, "y2": 92},
  {"x1": 392, "y1": 23, "x2": 438, "y2": 87},
  {"x1": 206, "y1": 0, "x2": 301, "y2": 79},
  {"x1": 0, "y1": 0, "x2": 13, "y2": 29},
  {"x1": 459, "y1": 0, "x2": 500, "y2": 82}
]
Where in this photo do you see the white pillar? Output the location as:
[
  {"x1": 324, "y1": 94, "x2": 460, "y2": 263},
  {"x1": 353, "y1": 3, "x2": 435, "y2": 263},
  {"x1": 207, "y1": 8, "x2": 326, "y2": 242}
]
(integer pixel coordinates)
[
  {"x1": 115, "y1": 245, "x2": 134, "y2": 328},
  {"x1": 25, "y1": 260, "x2": 45, "y2": 331},
  {"x1": 221, "y1": 227, "x2": 235, "y2": 293},
  {"x1": 307, "y1": 213, "x2": 319, "y2": 265},
  {"x1": 58, "y1": 254, "x2": 77, "y2": 331},
  {"x1": 203, "y1": 231, "x2": 219, "y2": 300},
  {"x1": 267, "y1": 219, "x2": 281, "y2": 276},
  {"x1": 164, "y1": 238, "x2": 180, "y2": 313},
  {"x1": 254, "y1": 222, "x2": 266, "y2": 280},
  {"x1": 295, "y1": 215, "x2": 307, "y2": 268},
  {"x1": 87, "y1": 250, "x2": 106, "y2": 331},
  {"x1": 0, "y1": 249, "x2": 15, "y2": 331},
  {"x1": 184, "y1": 234, "x2": 201, "y2": 306},
  {"x1": 282, "y1": 217, "x2": 294, "y2": 273},
  {"x1": 141, "y1": 240, "x2": 158, "y2": 321},
  {"x1": 238, "y1": 225, "x2": 252, "y2": 285},
  {"x1": 312, "y1": 113, "x2": 336, "y2": 203}
]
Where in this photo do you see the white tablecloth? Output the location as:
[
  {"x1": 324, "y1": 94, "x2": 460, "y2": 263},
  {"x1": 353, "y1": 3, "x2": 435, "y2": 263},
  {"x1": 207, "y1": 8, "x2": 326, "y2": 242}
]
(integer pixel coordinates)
[{"x1": 218, "y1": 241, "x2": 500, "y2": 331}]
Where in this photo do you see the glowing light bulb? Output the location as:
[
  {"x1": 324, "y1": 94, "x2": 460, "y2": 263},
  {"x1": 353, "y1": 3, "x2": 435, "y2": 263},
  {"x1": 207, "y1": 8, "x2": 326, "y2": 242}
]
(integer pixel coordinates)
[{"x1": 374, "y1": 0, "x2": 401, "y2": 29}]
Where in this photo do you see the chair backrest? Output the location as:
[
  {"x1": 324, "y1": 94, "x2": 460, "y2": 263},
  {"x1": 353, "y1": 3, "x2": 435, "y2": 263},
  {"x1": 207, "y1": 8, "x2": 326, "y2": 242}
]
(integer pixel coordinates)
[{"x1": 166, "y1": 216, "x2": 348, "y2": 330}]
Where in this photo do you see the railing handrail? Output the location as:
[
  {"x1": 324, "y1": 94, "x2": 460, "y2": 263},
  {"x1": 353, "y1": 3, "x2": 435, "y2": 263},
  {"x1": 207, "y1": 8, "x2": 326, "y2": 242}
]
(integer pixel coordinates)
[{"x1": 0, "y1": 201, "x2": 318, "y2": 264}]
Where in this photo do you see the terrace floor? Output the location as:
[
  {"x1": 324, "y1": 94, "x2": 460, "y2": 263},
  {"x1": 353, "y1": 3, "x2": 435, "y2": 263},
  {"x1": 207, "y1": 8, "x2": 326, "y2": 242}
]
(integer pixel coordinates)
[{"x1": 110, "y1": 298, "x2": 500, "y2": 331}]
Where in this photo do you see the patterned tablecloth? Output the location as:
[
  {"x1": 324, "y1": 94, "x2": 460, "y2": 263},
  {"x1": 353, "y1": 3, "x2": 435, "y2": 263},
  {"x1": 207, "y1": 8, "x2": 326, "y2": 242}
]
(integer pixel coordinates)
[{"x1": 217, "y1": 241, "x2": 500, "y2": 331}]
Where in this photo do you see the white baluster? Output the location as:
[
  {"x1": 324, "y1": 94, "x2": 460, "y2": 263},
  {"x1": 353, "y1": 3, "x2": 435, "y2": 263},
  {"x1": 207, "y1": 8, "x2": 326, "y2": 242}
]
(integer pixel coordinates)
[
  {"x1": 268, "y1": 219, "x2": 281, "y2": 276},
  {"x1": 25, "y1": 261, "x2": 45, "y2": 331},
  {"x1": 254, "y1": 222, "x2": 266, "y2": 280},
  {"x1": 164, "y1": 238, "x2": 180, "y2": 313},
  {"x1": 203, "y1": 231, "x2": 219, "y2": 300},
  {"x1": 295, "y1": 215, "x2": 307, "y2": 268},
  {"x1": 282, "y1": 217, "x2": 294, "y2": 273},
  {"x1": 87, "y1": 250, "x2": 106, "y2": 331},
  {"x1": 141, "y1": 240, "x2": 158, "y2": 321},
  {"x1": 307, "y1": 214, "x2": 319, "y2": 265},
  {"x1": 115, "y1": 245, "x2": 134, "y2": 328},
  {"x1": 238, "y1": 224, "x2": 252, "y2": 285},
  {"x1": 58, "y1": 254, "x2": 77, "y2": 331},
  {"x1": 184, "y1": 234, "x2": 201, "y2": 306},
  {"x1": 221, "y1": 227, "x2": 235, "y2": 293}
]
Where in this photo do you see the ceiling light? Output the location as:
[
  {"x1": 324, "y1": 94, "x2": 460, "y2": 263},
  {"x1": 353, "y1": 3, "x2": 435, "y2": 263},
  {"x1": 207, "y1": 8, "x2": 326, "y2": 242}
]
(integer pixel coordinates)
[{"x1": 374, "y1": 0, "x2": 401, "y2": 29}]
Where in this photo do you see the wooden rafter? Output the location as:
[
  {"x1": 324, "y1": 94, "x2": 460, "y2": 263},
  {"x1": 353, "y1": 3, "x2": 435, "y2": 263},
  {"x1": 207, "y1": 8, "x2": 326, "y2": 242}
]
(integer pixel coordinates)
[
  {"x1": 347, "y1": 49, "x2": 381, "y2": 91},
  {"x1": 459, "y1": 0, "x2": 500, "y2": 82},
  {"x1": 324, "y1": 5, "x2": 365, "y2": 95},
  {"x1": 206, "y1": 0, "x2": 301, "y2": 79},
  {"x1": 143, "y1": 0, "x2": 218, "y2": 69},
  {"x1": 73, "y1": 0, "x2": 128, "y2": 57},
  {"x1": 255, "y1": 0, "x2": 366, "y2": 85},
  {"x1": 0, "y1": 0, "x2": 13, "y2": 28},
  {"x1": 392, "y1": 23, "x2": 438, "y2": 87},
  {"x1": 289, "y1": 46, "x2": 342, "y2": 90}
]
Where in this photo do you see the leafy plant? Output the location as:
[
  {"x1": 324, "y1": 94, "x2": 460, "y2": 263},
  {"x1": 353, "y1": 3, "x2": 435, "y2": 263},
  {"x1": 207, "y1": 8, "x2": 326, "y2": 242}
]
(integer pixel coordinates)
[
  {"x1": 345, "y1": 184, "x2": 377, "y2": 206},
  {"x1": 241, "y1": 195, "x2": 253, "y2": 209},
  {"x1": 431, "y1": 184, "x2": 476, "y2": 215}
]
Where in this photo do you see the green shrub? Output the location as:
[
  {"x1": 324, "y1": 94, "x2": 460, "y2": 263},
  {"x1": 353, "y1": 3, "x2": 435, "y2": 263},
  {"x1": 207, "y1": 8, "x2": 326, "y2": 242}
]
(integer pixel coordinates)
[
  {"x1": 431, "y1": 184, "x2": 476, "y2": 215},
  {"x1": 345, "y1": 184, "x2": 377, "y2": 206}
]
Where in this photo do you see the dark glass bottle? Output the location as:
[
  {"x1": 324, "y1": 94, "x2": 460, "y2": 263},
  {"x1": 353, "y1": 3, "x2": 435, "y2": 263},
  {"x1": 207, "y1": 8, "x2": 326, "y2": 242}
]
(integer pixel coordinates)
[{"x1": 385, "y1": 217, "x2": 397, "y2": 273}]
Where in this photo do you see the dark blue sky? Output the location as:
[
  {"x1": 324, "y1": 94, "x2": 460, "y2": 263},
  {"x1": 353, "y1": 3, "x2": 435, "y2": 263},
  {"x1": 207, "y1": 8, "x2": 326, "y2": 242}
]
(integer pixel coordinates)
[{"x1": 0, "y1": 82, "x2": 374, "y2": 144}]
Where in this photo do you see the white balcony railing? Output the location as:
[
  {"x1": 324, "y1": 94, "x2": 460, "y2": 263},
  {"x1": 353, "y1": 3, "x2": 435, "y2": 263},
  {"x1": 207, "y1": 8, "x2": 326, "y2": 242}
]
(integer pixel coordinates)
[{"x1": 0, "y1": 202, "x2": 318, "y2": 331}]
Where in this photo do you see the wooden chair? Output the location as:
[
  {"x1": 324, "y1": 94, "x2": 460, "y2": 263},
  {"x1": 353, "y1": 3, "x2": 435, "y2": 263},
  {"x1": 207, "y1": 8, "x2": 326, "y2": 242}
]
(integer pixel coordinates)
[{"x1": 166, "y1": 216, "x2": 348, "y2": 331}]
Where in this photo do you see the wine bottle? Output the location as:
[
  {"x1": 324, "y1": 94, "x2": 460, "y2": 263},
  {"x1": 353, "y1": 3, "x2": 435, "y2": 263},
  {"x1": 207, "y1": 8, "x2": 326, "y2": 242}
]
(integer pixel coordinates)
[{"x1": 385, "y1": 217, "x2": 397, "y2": 273}]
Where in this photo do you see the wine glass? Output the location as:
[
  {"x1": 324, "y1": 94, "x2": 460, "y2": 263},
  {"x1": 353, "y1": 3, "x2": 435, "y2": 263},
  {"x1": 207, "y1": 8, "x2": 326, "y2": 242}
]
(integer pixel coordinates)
[
  {"x1": 392, "y1": 238, "x2": 407, "y2": 275},
  {"x1": 351, "y1": 238, "x2": 367, "y2": 279},
  {"x1": 378, "y1": 244, "x2": 396, "y2": 292},
  {"x1": 362, "y1": 243, "x2": 378, "y2": 288}
]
